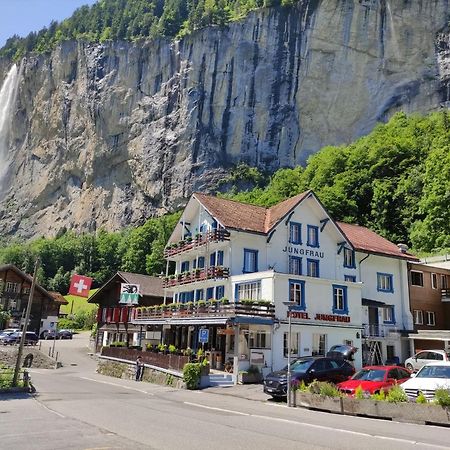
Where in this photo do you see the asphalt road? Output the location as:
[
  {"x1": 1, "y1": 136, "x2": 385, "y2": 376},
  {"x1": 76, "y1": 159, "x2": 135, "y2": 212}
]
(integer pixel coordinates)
[{"x1": 1, "y1": 333, "x2": 450, "y2": 450}]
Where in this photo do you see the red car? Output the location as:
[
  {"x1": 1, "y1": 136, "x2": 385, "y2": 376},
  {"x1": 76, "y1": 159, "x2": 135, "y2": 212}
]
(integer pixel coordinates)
[{"x1": 337, "y1": 365, "x2": 411, "y2": 396}]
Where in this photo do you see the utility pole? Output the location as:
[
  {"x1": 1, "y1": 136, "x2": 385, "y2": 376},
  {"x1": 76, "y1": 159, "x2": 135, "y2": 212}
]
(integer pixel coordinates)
[{"x1": 13, "y1": 258, "x2": 39, "y2": 386}]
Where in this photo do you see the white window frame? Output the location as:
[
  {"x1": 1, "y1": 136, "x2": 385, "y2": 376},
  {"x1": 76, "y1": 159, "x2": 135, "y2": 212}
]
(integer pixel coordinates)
[
  {"x1": 283, "y1": 332, "x2": 299, "y2": 357},
  {"x1": 413, "y1": 309, "x2": 423, "y2": 325},
  {"x1": 334, "y1": 288, "x2": 345, "y2": 310},
  {"x1": 431, "y1": 273, "x2": 438, "y2": 290},
  {"x1": 426, "y1": 311, "x2": 436, "y2": 326},
  {"x1": 249, "y1": 330, "x2": 271, "y2": 349},
  {"x1": 6, "y1": 282, "x2": 20, "y2": 293},
  {"x1": 312, "y1": 334, "x2": 327, "y2": 356},
  {"x1": 236, "y1": 281, "x2": 261, "y2": 302},
  {"x1": 382, "y1": 306, "x2": 394, "y2": 323},
  {"x1": 343, "y1": 248, "x2": 355, "y2": 268}
]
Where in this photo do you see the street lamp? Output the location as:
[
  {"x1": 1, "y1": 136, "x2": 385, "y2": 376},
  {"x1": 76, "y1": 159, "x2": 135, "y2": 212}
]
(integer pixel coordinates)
[{"x1": 283, "y1": 301, "x2": 294, "y2": 407}]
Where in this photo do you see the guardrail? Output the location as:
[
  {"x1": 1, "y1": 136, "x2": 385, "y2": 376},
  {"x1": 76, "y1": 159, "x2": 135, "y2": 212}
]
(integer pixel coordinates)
[{"x1": 362, "y1": 323, "x2": 398, "y2": 338}]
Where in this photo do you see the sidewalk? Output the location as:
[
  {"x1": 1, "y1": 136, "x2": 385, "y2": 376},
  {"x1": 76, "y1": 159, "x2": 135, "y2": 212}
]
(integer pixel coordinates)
[{"x1": 203, "y1": 383, "x2": 271, "y2": 402}]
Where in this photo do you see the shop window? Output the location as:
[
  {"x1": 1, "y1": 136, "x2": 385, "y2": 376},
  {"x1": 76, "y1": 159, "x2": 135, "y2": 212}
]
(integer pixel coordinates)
[
  {"x1": 236, "y1": 281, "x2": 261, "y2": 301},
  {"x1": 307, "y1": 259, "x2": 319, "y2": 278},
  {"x1": 411, "y1": 271, "x2": 424, "y2": 287},
  {"x1": 249, "y1": 330, "x2": 271, "y2": 349},
  {"x1": 243, "y1": 249, "x2": 258, "y2": 273},
  {"x1": 283, "y1": 332, "x2": 299, "y2": 357},
  {"x1": 289, "y1": 222, "x2": 302, "y2": 245},
  {"x1": 377, "y1": 273, "x2": 394, "y2": 293},
  {"x1": 307, "y1": 225, "x2": 319, "y2": 248},
  {"x1": 332, "y1": 285, "x2": 348, "y2": 314},
  {"x1": 426, "y1": 311, "x2": 436, "y2": 326},
  {"x1": 288, "y1": 256, "x2": 302, "y2": 275},
  {"x1": 343, "y1": 248, "x2": 355, "y2": 268},
  {"x1": 289, "y1": 279, "x2": 305, "y2": 310},
  {"x1": 413, "y1": 309, "x2": 423, "y2": 325},
  {"x1": 312, "y1": 334, "x2": 327, "y2": 356}
]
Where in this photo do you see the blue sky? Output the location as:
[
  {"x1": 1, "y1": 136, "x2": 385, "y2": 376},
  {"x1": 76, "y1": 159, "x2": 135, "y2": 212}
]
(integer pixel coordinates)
[{"x1": 0, "y1": 0, "x2": 98, "y2": 47}]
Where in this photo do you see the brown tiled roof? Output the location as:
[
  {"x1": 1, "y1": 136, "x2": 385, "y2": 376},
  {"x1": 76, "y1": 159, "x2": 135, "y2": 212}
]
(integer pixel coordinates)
[
  {"x1": 48, "y1": 291, "x2": 69, "y2": 305},
  {"x1": 337, "y1": 222, "x2": 418, "y2": 261},
  {"x1": 194, "y1": 191, "x2": 310, "y2": 234},
  {"x1": 117, "y1": 272, "x2": 170, "y2": 298}
]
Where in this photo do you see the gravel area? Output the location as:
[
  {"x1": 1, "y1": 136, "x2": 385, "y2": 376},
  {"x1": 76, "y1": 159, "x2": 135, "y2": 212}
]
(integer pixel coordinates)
[{"x1": 0, "y1": 346, "x2": 56, "y2": 369}]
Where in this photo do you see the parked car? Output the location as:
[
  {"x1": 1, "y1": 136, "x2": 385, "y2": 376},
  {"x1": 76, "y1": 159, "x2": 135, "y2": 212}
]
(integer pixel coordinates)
[
  {"x1": 263, "y1": 356, "x2": 355, "y2": 399},
  {"x1": 401, "y1": 362, "x2": 450, "y2": 401},
  {"x1": 1, "y1": 331, "x2": 38, "y2": 345},
  {"x1": 58, "y1": 329, "x2": 73, "y2": 339},
  {"x1": 40, "y1": 329, "x2": 59, "y2": 340},
  {"x1": 0, "y1": 328, "x2": 20, "y2": 336},
  {"x1": 0, "y1": 332, "x2": 20, "y2": 345},
  {"x1": 337, "y1": 365, "x2": 411, "y2": 396},
  {"x1": 404, "y1": 350, "x2": 450, "y2": 372}
]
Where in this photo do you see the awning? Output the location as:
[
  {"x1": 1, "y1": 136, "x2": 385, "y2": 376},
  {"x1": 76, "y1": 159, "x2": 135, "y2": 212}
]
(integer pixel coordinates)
[
  {"x1": 407, "y1": 330, "x2": 450, "y2": 341},
  {"x1": 362, "y1": 298, "x2": 386, "y2": 307}
]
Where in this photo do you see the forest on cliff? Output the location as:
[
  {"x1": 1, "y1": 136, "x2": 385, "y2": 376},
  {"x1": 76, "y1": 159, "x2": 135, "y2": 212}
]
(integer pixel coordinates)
[
  {"x1": 0, "y1": 0, "x2": 295, "y2": 60},
  {"x1": 0, "y1": 112, "x2": 448, "y2": 293}
]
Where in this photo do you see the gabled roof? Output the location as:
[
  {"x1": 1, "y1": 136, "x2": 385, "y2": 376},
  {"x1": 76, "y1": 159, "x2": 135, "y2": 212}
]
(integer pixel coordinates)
[
  {"x1": 48, "y1": 291, "x2": 69, "y2": 305},
  {"x1": 0, "y1": 264, "x2": 55, "y2": 301},
  {"x1": 337, "y1": 222, "x2": 418, "y2": 261},
  {"x1": 193, "y1": 191, "x2": 310, "y2": 234}
]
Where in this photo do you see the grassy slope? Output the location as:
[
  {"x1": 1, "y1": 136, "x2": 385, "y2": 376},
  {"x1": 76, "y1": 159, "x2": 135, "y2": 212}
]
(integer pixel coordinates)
[{"x1": 60, "y1": 289, "x2": 98, "y2": 315}]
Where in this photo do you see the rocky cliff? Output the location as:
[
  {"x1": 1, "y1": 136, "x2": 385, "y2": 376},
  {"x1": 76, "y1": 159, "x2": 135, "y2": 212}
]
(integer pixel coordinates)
[{"x1": 0, "y1": 0, "x2": 449, "y2": 238}]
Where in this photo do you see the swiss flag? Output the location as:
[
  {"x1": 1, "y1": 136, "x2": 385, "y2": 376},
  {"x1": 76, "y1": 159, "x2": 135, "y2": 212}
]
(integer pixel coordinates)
[{"x1": 69, "y1": 274, "x2": 93, "y2": 298}]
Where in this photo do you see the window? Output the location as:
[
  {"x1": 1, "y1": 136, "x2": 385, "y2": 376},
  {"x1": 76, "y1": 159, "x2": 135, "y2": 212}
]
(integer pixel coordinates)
[
  {"x1": 236, "y1": 281, "x2": 261, "y2": 301},
  {"x1": 289, "y1": 280, "x2": 305, "y2": 310},
  {"x1": 5, "y1": 282, "x2": 19, "y2": 293},
  {"x1": 249, "y1": 330, "x2": 271, "y2": 349},
  {"x1": 289, "y1": 222, "x2": 302, "y2": 245},
  {"x1": 382, "y1": 306, "x2": 395, "y2": 324},
  {"x1": 307, "y1": 225, "x2": 319, "y2": 248},
  {"x1": 243, "y1": 249, "x2": 258, "y2": 273},
  {"x1": 210, "y1": 252, "x2": 216, "y2": 266},
  {"x1": 216, "y1": 285, "x2": 225, "y2": 299},
  {"x1": 377, "y1": 273, "x2": 394, "y2": 293},
  {"x1": 332, "y1": 285, "x2": 348, "y2": 314},
  {"x1": 431, "y1": 273, "x2": 438, "y2": 289},
  {"x1": 312, "y1": 334, "x2": 327, "y2": 356},
  {"x1": 307, "y1": 259, "x2": 319, "y2": 278},
  {"x1": 283, "y1": 332, "x2": 299, "y2": 357},
  {"x1": 343, "y1": 248, "x2": 355, "y2": 268},
  {"x1": 180, "y1": 261, "x2": 189, "y2": 273},
  {"x1": 413, "y1": 310, "x2": 423, "y2": 325},
  {"x1": 441, "y1": 275, "x2": 448, "y2": 290},
  {"x1": 345, "y1": 275, "x2": 356, "y2": 282},
  {"x1": 411, "y1": 271, "x2": 424, "y2": 287},
  {"x1": 206, "y1": 287, "x2": 214, "y2": 300},
  {"x1": 197, "y1": 256, "x2": 205, "y2": 269},
  {"x1": 426, "y1": 311, "x2": 436, "y2": 326},
  {"x1": 179, "y1": 291, "x2": 194, "y2": 303},
  {"x1": 195, "y1": 289, "x2": 204, "y2": 301},
  {"x1": 217, "y1": 250, "x2": 224, "y2": 266},
  {"x1": 288, "y1": 256, "x2": 302, "y2": 275}
]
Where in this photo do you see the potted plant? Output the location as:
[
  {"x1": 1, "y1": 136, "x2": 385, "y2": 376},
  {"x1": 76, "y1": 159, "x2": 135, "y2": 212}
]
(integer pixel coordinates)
[{"x1": 238, "y1": 365, "x2": 262, "y2": 384}]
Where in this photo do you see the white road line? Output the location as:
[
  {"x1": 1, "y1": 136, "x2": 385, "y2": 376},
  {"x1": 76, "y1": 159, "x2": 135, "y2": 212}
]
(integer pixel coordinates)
[
  {"x1": 186, "y1": 402, "x2": 449, "y2": 449},
  {"x1": 79, "y1": 376, "x2": 154, "y2": 395},
  {"x1": 184, "y1": 402, "x2": 250, "y2": 416}
]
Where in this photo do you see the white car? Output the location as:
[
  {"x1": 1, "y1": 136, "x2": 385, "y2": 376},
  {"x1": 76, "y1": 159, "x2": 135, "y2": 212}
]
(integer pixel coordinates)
[
  {"x1": 404, "y1": 350, "x2": 450, "y2": 372},
  {"x1": 401, "y1": 362, "x2": 450, "y2": 401}
]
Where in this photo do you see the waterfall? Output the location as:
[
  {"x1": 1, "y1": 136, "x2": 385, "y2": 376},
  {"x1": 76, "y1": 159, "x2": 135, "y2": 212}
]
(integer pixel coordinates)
[{"x1": 0, "y1": 64, "x2": 19, "y2": 194}]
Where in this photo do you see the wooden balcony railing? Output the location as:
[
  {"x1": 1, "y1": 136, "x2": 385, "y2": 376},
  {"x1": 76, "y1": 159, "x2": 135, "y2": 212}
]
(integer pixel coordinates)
[
  {"x1": 163, "y1": 266, "x2": 229, "y2": 288},
  {"x1": 164, "y1": 229, "x2": 230, "y2": 258},
  {"x1": 132, "y1": 301, "x2": 275, "y2": 322}
]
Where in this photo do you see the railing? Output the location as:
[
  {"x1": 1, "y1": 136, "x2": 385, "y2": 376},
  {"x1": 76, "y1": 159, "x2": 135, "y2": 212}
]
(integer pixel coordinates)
[
  {"x1": 132, "y1": 301, "x2": 275, "y2": 322},
  {"x1": 362, "y1": 323, "x2": 398, "y2": 338},
  {"x1": 442, "y1": 288, "x2": 450, "y2": 301},
  {"x1": 163, "y1": 266, "x2": 229, "y2": 288},
  {"x1": 164, "y1": 229, "x2": 230, "y2": 258}
]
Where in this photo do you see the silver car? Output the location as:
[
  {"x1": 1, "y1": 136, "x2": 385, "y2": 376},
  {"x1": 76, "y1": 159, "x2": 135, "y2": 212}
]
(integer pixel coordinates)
[{"x1": 404, "y1": 350, "x2": 450, "y2": 372}]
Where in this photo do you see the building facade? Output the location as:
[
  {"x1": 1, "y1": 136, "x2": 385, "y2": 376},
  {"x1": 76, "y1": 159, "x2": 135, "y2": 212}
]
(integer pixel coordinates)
[{"x1": 131, "y1": 191, "x2": 417, "y2": 374}]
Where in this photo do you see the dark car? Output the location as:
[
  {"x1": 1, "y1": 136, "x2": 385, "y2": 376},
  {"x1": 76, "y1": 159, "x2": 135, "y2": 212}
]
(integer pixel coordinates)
[
  {"x1": 263, "y1": 356, "x2": 355, "y2": 398},
  {"x1": 1, "y1": 331, "x2": 38, "y2": 345},
  {"x1": 40, "y1": 329, "x2": 59, "y2": 340},
  {"x1": 58, "y1": 329, "x2": 73, "y2": 339},
  {"x1": 0, "y1": 332, "x2": 20, "y2": 345}
]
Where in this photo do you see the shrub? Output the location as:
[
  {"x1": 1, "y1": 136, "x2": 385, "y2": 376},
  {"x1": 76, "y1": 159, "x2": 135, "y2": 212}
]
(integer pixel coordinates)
[
  {"x1": 297, "y1": 380, "x2": 308, "y2": 392},
  {"x1": 308, "y1": 381, "x2": 342, "y2": 398},
  {"x1": 371, "y1": 390, "x2": 386, "y2": 401},
  {"x1": 183, "y1": 363, "x2": 201, "y2": 390},
  {"x1": 416, "y1": 392, "x2": 428, "y2": 404},
  {"x1": 385, "y1": 385, "x2": 408, "y2": 403},
  {"x1": 354, "y1": 386, "x2": 365, "y2": 399},
  {"x1": 434, "y1": 388, "x2": 450, "y2": 407},
  {"x1": 169, "y1": 344, "x2": 177, "y2": 354},
  {"x1": 110, "y1": 341, "x2": 126, "y2": 347}
]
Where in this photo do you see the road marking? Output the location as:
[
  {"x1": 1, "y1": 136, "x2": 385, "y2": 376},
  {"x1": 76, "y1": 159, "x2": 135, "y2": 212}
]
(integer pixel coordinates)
[
  {"x1": 184, "y1": 402, "x2": 250, "y2": 416},
  {"x1": 79, "y1": 376, "x2": 154, "y2": 395},
  {"x1": 186, "y1": 402, "x2": 449, "y2": 448}
]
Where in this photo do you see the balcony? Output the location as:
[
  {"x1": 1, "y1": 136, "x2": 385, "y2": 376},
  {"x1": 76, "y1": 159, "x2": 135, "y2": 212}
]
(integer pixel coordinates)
[
  {"x1": 132, "y1": 300, "x2": 275, "y2": 322},
  {"x1": 362, "y1": 323, "x2": 398, "y2": 338},
  {"x1": 164, "y1": 229, "x2": 230, "y2": 258},
  {"x1": 442, "y1": 288, "x2": 450, "y2": 301},
  {"x1": 163, "y1": 266, "x2": 229, "y2": 288}
]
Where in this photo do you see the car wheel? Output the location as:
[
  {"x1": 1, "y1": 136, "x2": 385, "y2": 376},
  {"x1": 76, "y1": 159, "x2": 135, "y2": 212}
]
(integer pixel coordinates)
[{"x1": 406, "y1": 363, "x2": 414, "y2": 372}]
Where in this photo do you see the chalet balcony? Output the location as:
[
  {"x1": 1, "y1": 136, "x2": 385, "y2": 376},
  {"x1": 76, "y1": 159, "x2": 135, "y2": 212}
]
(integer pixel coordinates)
[
  {"x1": 164, "y1": 229, "x2": 230, "y2": 258},
  {"x1": 132, "y1": 300, "x2": 275, "y2": 322},
  {"x1": 442, "y1": 288, "x2": 450, "y2": 301},
  {"x1": 163, "y1": 266, "x2": 229, "y2": 288},
  {"x1": 362, "y1": 323, "x2": 398, "y2": 338}
]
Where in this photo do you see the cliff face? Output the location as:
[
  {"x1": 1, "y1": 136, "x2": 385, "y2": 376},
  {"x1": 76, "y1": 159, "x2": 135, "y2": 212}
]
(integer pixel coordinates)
[{"x1": 0, "y1": 0, "x2": 449, "y2": 238}]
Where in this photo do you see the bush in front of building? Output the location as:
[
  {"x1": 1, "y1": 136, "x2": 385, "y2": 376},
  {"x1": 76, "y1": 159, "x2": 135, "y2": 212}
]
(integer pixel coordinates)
[
  {"x1": 385, "y1": 385, "x2": 408, "y2": 403},
  {"x1": 434, "y1": 388, "x2": 450, "y2": 407},
  {"x1": 307, "y1": 381, "x2": 343, "y2": 398},
  {"x1": 183, "y1": 363, "x2": 201, "y2": 389}
]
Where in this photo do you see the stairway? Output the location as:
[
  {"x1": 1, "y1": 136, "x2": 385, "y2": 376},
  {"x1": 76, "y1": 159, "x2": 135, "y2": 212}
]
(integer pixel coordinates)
[{"x1": 207, "y1": 373, "x2": 234, "y2": 387}]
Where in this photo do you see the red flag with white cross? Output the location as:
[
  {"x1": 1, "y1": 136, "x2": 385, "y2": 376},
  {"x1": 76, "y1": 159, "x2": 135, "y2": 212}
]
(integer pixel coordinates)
[{"x1": 69, "y1": 274, "x2": 93, "y2": 298}]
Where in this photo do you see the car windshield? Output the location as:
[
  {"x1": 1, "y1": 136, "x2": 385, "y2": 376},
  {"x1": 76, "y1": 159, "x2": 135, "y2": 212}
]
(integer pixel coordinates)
[
  {"x1": 287, "y1": 359, "x2": 314, "y2": 373},
  {"x1": 352, "y1": 369, "x2": 386, "y2": 381},
  {"x1": 416, "y1": 365, "x2": 450, "y2": 379}
]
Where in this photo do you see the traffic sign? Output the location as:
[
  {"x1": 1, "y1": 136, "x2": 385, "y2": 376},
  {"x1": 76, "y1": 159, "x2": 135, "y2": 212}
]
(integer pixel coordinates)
[{"x1": 198, "y1": 328, "x2": 209, "y2": 344}]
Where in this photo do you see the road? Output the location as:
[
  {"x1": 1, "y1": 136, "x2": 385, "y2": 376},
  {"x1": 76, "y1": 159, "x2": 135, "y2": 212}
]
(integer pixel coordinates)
[{"x1": 1, "y1": 333, "x2": 450, "y2": 450}]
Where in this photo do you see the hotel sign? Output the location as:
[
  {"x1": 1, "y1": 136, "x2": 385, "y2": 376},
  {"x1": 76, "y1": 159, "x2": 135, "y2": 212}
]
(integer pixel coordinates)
[
  {"x1": 282, "y1": 246, "x2": 324, "y2": 258},
  {"x1": 288, "y1": 311, "x2": 350, "y2": 323}
]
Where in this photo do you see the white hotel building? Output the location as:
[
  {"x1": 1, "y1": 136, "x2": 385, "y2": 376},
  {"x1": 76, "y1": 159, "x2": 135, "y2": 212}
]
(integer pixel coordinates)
[{"x1": 132, "y1": 191, "x2": 417, "y2": 374}]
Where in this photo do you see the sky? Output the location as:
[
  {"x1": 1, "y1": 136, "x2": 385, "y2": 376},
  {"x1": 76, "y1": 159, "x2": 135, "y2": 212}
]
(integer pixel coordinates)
[{"x1": 0, "y1": 0, "x2": 98, "y2": 47}]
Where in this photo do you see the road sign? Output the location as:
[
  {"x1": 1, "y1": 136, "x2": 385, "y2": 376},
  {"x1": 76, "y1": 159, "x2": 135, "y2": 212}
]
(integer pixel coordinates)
[{"x1": 198, "y1": 328, "x2": 209, "y2": 344}]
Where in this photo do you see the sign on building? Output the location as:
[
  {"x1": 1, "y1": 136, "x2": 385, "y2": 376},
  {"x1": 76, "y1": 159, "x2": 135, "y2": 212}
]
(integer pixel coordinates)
[
  {"x1": 119, "y1": 284, "x2": 140, "y2": 305},
  {"x1": 198, "y1": 328, "x2": 209, "y2": 344}
]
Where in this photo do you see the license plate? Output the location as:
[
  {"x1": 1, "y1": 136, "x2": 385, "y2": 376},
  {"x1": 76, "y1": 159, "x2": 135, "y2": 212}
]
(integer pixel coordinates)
[{"x1": 266, "y1": 388, "x2": 274, "y2": 392}]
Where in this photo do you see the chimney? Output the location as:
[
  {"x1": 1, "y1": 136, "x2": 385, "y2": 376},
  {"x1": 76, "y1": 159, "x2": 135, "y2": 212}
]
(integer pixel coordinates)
[{"x1": 397, "y1": 243, "x2": 408, "y2": 254}]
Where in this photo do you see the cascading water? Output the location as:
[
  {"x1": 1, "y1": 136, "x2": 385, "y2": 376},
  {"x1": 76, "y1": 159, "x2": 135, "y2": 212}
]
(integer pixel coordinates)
[{"x1": 0, "y1": 64, "x2": 19, "y2": 195}]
